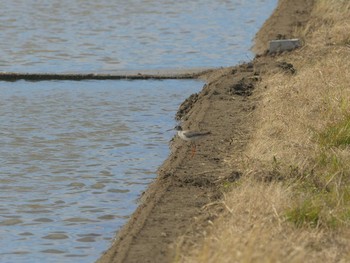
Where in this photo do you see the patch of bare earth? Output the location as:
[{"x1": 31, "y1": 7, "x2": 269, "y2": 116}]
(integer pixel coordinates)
[
  {"x1": 97, "y1": 61, "x2": 269, "y2": 263},
  {"x1": 97, "y1": 0, "x2": 316, "y2": 262}
]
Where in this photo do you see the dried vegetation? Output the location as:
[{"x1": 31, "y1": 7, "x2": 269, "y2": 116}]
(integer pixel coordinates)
[{"x1": 178, "y1": 1, "x2": 350, "y2": 262}]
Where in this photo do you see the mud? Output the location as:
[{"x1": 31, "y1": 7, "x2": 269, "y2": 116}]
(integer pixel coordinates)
[
  {"x1": 0, "y1": 69, "x2": 213, "y2": 81},
  {"x1": 97, "y1": 1, "x2": 316, "y2": 262}
]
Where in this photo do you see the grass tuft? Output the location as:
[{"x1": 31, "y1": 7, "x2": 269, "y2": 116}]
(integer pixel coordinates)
[
  {"x1": 318, "y1": 115, "x2": 350, "y2": 148},
  {"x1": 286, "y1": 198, "x2": 321, "y2": 228}
]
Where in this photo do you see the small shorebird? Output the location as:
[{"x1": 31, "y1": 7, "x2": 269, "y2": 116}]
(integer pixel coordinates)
[{"x1": 172, "y1": 125, "x2": 210, "y2": 158}]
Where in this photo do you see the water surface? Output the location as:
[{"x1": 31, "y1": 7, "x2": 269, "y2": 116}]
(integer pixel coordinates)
[
  {"x1": 0, "y1": 79, "x2": 203, "y2": 262},
  {"x1": 0, "y1": 0, "x2": 277, "y2": 73},
  {"x1": 0, "y1": 0, "x2": 278, "y2": 262}
]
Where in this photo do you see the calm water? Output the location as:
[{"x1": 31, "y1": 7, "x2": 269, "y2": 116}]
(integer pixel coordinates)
[
  {"x1": 0, "y1": 0, "x2": 278, "y2": 262},
  {"x1": 0, "y1": 79, "x2": 204, "y2": 263},
  {"x1": 0, "y1": 0, "x2": 277, "y2": 73}
]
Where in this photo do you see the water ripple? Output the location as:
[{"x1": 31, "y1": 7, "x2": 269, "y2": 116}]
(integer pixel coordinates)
[
  {"x1": 0, "y1": 79, "x2": 203, "y2": 262},
  {"x1": 0, "y1": 0, "x2": 277, "y2": 73}
]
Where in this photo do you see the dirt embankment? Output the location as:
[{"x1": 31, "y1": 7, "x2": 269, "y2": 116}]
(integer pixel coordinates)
[{"x1": 97, "y1": 1, "x2": 315, "y2": 262}]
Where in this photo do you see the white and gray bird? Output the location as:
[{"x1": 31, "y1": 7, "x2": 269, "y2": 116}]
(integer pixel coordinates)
[{"x1": 172, "y1": 125, "x2": 210, "y2": 157}]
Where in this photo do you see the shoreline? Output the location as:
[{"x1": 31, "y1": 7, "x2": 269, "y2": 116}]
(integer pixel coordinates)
[
  {"x1": 0, "y1": 68, "x2": 214, "y2": 81},
  {"x1": 97, "y1": 1, "x2": 315, "y2": 262}
]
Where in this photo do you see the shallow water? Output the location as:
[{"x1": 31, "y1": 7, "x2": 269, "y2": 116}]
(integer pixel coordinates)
[
  {"x1": 0, "y1": 79, "x2": 204, "y2": 262},
  {"x1": 0, "y1": 0, "x2": 278, "y2": 262},
  {"x1": 0, "y1": 0, "x2": 277, "y2": 73}
]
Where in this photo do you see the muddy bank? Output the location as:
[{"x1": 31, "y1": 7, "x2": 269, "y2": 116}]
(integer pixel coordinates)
[
  {"x1": 97, "y1": 1, "x2": 315, "y2": 262},
  {"x1": 252, "y1": 0, "x2": 314, "y2": 54},
  {"x1": 0, "y1": 69, "x2": 213, "y2": 81}
]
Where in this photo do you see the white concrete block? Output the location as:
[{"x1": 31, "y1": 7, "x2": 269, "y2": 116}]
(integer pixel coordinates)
[{"x1": 269, "y1": 39, "x2": 301, "y2": 53}]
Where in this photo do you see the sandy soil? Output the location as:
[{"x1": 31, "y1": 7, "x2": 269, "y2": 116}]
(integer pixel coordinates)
[{"x1": 96, "y1": 1, "x2": 315, "y2": 262}]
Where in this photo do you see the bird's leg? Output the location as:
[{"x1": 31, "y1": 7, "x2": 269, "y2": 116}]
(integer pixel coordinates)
[{"x1": 190, "y1": 142, "x2": 196, "y2": 158}]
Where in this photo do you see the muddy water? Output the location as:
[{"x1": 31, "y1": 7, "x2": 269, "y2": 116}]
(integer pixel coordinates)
[{"x1": 0, "y1": 0, "x2": 277, "y2": 262}]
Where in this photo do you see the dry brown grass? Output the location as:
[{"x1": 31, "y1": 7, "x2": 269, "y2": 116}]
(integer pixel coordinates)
[
  {"x1": 179, "y1": 178, "x2": 350, "y2": 263},
  {"x1": 302, "y1": 0, "x2": 350, "y2": 47},
  {"x1": 178, "y1": 0, "x2": 350, "y2": 262},
  {"x1": 247, "y1": 47, "x2": 350, "y2": 171}
]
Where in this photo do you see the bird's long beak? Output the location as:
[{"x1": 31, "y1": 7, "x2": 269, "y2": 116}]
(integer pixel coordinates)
[{"x1": 166, "y1": 128, "x2": 174, "y2": 131}]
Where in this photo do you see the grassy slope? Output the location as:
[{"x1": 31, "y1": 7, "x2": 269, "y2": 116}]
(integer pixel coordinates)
[{"x1": 180, "y1": 1, "x2": 350, "y2": 262}]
